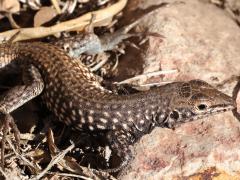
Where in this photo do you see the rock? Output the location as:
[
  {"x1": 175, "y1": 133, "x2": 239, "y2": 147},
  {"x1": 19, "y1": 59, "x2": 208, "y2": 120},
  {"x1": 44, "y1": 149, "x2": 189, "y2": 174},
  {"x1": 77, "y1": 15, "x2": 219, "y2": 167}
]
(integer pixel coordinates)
[
  {"x1": 119, "y1": 112, "x2": 240, "y2": 179},
  {"x1": 119, "y1": 0, "x2": 240, "y2": 94},
  {"x1": 118, "y1": 0, "x2": 240, "y2": 179}
]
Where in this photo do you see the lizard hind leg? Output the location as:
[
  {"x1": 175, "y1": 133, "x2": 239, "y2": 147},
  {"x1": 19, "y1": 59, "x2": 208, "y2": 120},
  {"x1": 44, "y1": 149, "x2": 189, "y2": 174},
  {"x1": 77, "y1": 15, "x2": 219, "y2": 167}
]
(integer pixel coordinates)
[{"x1": 104, "y1": 129, "x2": 134, "y2": 173}]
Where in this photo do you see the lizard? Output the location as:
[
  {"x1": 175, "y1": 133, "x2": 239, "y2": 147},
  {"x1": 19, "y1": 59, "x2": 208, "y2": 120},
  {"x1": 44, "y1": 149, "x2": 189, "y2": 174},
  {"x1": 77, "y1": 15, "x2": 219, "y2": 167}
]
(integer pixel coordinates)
[
  {"x1": 0, "y1": 40, "x2": 236, "y2": 172},
  {"x1": 0, "y1": 14, "x2": 236, "y2": 172}
]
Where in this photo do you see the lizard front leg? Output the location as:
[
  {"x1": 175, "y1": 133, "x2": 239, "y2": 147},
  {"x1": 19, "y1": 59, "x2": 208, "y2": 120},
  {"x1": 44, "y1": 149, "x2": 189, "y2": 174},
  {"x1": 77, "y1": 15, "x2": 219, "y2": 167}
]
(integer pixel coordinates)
[
  {"x1": 0, "y1": 65, "x2": 44, "y2": 167},
  {"x1": 105, "y1": 129, "x2": 135, "y2": 172}
]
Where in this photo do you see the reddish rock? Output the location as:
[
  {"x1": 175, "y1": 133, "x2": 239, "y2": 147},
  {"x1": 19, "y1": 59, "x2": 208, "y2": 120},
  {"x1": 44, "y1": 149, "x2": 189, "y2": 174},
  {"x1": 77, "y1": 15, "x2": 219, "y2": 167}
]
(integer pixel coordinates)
[
  {"x1": 119, "y1": 112, "x2": 240, "y2": 179},
  {"x1": 118, "y1": 0, "x2": 240, "y2": 179}
]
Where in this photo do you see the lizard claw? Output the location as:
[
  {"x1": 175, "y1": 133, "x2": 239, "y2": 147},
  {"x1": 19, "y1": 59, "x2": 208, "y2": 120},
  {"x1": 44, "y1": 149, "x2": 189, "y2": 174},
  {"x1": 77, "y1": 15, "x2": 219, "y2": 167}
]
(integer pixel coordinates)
[{"x1": 0, "y1": 113, "x2": 20, "y2": 168}]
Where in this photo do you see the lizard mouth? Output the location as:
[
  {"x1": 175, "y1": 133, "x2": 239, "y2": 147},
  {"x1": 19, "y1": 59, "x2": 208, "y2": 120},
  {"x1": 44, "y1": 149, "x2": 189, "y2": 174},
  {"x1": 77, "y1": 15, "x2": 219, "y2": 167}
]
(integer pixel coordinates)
[
  {"x1": 210, "y1": 104, "x2": 236, "y2": 113},
  {"x1": 160, "y1": 102, "x2": 236, "y2": 129},
  {"x1": 191, "y1": 103, "x2": 235, "y2": 121},
  {"x1": 170, "y1": 103, "x2": 236, "y2": 127}
]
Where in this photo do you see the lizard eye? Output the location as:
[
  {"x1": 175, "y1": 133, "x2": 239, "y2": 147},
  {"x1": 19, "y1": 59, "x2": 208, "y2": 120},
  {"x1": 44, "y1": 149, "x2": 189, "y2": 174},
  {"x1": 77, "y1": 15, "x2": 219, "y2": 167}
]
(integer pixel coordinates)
[{"x1": 197, "y1": 104, "x2": 208, "y2": 111}]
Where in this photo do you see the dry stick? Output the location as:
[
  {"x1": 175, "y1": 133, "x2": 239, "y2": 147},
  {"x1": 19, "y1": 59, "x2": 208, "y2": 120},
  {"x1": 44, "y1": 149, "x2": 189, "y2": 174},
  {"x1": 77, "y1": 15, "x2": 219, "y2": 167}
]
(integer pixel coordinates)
[
  {"x1": 138, "y1": 81, "x2": 174, "y2": 87},
  {"x1": 111, "y1": 55, "x2": 119, "y2": 72},
  {"x1": 0, "y1": 0, "x2": 127, "y2": 42},
  {"x1": 90, "y1": 54, "x2": 110, "y2": 72},
  {"x1": 0, "y1": 166, "x2": 7, "y2": 179},
  {"x1": 31, "y1": 144, "x2": 75, "y2": 180},
  {"x1": 47, "y1": 172, "x2": 94, "y2": 180},
  {"x1": 6, "y1": 138, "x2": 39, "y2": 172},
  {"x1": 116, "y1": 69, "x2": 178, "y2": 85},
  {"x1": 6, "y1": 13, "x2": 20, "y2": 29},
  {"x1": 90, "y1": 58, "x2": 109, "y2": 71},
  {"x1": 61, "y1": 0, "x2": 78, "y2": 14},
  {"x1": 67, "y1": 0, "x2": 78, "y2": 14},
  {"x1": 51, "y1": 0, "x2": 61, "y2": 14}
]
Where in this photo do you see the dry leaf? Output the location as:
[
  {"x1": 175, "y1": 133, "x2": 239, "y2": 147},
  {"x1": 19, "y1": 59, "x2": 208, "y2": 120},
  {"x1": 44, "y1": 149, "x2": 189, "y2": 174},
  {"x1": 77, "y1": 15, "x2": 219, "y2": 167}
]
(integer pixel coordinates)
[
  {"x1": 0, "y1": 0, "x2": 128, "y2": 42},
  {"x1": 34, "y1": 6, "x2": 57, "y2": 27},
  {"x1": 0, "y1": 0, "x2": 20, "y2": 13},
  {"x1": 0, "y1": 0, "x2": 20, "y2": 19}
]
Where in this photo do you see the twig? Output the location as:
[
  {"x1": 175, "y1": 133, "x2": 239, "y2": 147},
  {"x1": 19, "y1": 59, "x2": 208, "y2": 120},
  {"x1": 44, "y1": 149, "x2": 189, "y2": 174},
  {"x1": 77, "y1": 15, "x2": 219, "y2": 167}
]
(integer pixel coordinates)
[
  {"x1": 6, "y1": 138, "x2": 39, "y2": 172},
  {"x1": 116, "y1": 69, "x2": 178, "y2": 85},
  {"x1": 31, "y1": 143, "x2": 75, "y2": 180},
  {"x1": 6, "y1": 13, "x2": 20, "y2": 29},
  {"x1": 47, "y1": 172, "x2": 94, "y2": 180},
  {"x1": 51, "y1": 0, "x2": 61, "y2": 14},
  {"x1": 137, "y1": 81, "x2": 173, "y2": 87},
  {"x1": 0, "y1": 166, "x2": 7, "y2": 179},
  {"x1": 62, "y1": 0, "x2": 78, "y2": 14},
  {"x1": 90, "y1": 54, "x2": 110, "y2": 72}
]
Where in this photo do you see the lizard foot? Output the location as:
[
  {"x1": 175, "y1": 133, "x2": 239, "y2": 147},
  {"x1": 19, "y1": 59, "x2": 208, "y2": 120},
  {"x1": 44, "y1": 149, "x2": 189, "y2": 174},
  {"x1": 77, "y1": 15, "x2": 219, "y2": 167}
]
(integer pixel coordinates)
[{"x1": 102, "y1": 153, "x2": 132, "y2": 173}]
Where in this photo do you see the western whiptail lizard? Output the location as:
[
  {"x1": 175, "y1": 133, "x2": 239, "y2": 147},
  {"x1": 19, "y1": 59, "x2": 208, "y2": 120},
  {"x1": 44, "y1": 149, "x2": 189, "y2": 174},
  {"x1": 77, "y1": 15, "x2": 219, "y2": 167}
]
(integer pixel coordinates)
[{"x1": 0, "y1": 19, "x2": 236, "y2": 172}]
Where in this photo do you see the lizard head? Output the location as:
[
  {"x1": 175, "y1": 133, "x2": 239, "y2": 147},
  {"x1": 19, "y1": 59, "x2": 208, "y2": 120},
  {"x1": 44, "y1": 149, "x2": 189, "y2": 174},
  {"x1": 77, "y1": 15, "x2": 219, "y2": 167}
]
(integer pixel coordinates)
[{"x1": 158, "y1": 80, "x2": 236, "y2": 128}]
